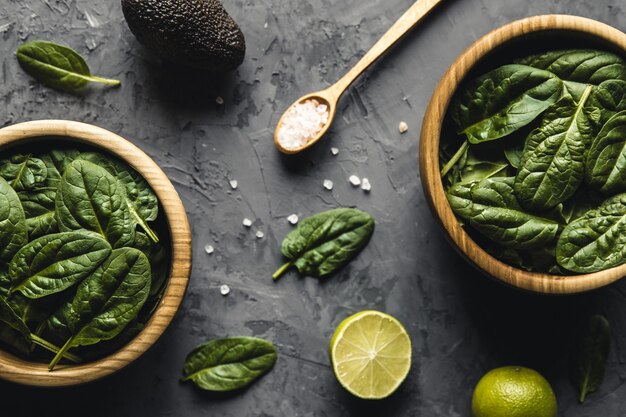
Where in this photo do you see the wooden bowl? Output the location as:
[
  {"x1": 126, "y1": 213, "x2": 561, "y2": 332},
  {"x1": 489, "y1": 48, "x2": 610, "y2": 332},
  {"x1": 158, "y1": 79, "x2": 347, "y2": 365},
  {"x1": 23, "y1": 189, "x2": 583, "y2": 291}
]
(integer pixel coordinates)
[
  {"x1": 0, "y1": 120, "x2": 192, "y2": 385},
  {"x1": 420, "y1": 15, "x2": 626, "y2": 294}
]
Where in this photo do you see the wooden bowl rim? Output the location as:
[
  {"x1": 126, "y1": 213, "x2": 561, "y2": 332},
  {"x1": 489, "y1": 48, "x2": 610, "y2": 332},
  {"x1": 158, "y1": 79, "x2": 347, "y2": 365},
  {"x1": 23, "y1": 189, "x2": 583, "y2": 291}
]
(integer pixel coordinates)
[
  {"x1": 419, "y1": 14, "x2": 626, "y2": 294},
  {"x1": 0, "y1": 120, "x2": 192, "y2": 386}
]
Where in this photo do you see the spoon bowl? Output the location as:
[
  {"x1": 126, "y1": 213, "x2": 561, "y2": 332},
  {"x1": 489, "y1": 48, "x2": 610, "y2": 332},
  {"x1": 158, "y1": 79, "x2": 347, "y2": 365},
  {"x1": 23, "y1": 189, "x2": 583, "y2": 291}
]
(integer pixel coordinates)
[
  {"x1": 274, "y1": 91, "x2": 336, "y2": 154},
  {"x1": 274, "y1": 0, "x2": 444, "y2": 154}
]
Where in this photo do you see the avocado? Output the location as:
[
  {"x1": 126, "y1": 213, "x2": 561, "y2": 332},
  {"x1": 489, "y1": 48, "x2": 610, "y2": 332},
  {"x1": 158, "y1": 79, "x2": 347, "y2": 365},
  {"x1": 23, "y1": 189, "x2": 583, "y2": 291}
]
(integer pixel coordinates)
[{"x1": 121, "y1": 0, "x2": 245, "y2": 71}]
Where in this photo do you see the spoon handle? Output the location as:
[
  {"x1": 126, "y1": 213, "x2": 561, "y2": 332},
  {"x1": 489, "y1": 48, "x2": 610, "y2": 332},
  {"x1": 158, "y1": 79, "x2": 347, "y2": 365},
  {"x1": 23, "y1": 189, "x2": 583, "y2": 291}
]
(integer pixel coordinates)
[{"x1": 330, "y1": 0, "x2": 444, "y2": 98}]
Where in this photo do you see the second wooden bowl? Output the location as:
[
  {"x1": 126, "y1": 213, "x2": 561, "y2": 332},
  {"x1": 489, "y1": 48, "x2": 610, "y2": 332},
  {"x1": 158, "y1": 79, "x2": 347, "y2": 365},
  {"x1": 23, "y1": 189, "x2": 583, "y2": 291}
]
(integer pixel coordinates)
[
  {"x1": 0, "y1": 120, "x2": 192, "y2": 386},
  {"x1": 420, "y1": 15, "x2": 626, "y2": 294}
]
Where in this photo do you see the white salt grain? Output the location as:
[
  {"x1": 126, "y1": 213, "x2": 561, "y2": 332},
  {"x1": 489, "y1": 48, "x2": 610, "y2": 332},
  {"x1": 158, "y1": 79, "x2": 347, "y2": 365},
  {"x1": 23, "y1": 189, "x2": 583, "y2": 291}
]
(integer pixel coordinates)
[
  {"x1": 204, "y1": 244, "x2": 214, "y2": 254},
  {"x1": 256, "y1": 230, "x2": 264, "y2": 239},
  {"x1": 220, "y1": 284, "x2": 230, "y2": 296},
  {"x1": 287, "y1": 214, "x2": 299, "y2": 225},
  {"x1": 399, "y1": 121, "x2": 408, "y2": 133},
  {"x1": 216, "y1": 96, "x2": 224, "y2": 105},
  {"x1": 349, "y1": 175, "x2": 361, "y2": 187},
  {"x1": 229, "y1": 179, "x2": 238, "y2": 189},
  {"x1": 330, "y1": 147, "x2": 339, "y2": 156},
  {"x1": 277, "y1": 99, "x2": 330, "y2": 150},
  {"x1": 323, "y1": 179, "x2": 333, "y2": 190},
  {"x1": 361, "y1": 178, "x2": 371, "y2": 192},
  {"x1": 243, "y1": 218, "x2": 252, "y2": 227}
]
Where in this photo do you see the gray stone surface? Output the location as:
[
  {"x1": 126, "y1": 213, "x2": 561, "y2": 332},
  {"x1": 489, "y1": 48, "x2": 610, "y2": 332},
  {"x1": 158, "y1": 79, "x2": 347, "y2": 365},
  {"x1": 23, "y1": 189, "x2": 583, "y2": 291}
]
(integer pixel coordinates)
[{"x1": 2, "y1": 0, "x2": 626, "y2": 415}]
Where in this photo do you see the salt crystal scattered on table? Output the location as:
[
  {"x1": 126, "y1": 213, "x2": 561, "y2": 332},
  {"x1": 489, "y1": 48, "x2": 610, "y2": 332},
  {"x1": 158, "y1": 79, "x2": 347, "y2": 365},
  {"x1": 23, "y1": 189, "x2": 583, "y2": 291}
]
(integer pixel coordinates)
[
  {"x1": 243, "y1": 218, "x2": 252, "y2": 227},
  {"x1": 361, "y1": 178, "x2": 371, "y2": 192},
  {"x1": 256, "y1": 230, "x2": 264, "y2": 239},
  {"x1": 276, "y1": 99, "x2": 330, "y2": 150},
  {"x1": 204, "y1": 244, "x2": 214, "y2": 254},
  {"x1": 399, "y1": 121, "x2": 408, "y2": 133},
  {"x1": 349, "y1": 175, "x2": 361, "y2": 187},
  {"x1": 220, "y1": 284, "x2": 230, "y2": 296},
  {"x1": 287, "y1": 214, "x2": 299, "y2": 225},
  {"x1": 323, "y1": 179, "x2": 333, "y2": 190},
  {"x1": 229, "y1": 179, "x2": 238, "y2": 190},
  {"x1": 330, "y1": 147, "x2": 339, "y2": 156},
  {"x1": 264, "y1": 22, "x2": 268, "y2": 28},
  {"x1": 216, "y1": 96, "x2": 224, "y2": 105}
]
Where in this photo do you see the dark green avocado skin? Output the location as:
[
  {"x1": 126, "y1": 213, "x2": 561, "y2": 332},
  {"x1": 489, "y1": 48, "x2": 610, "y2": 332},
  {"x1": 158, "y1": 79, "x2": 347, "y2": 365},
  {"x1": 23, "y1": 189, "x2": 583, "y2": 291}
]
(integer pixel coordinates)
[{"x1": 121, "y1": 0, "x2": 245, "y2": 71}]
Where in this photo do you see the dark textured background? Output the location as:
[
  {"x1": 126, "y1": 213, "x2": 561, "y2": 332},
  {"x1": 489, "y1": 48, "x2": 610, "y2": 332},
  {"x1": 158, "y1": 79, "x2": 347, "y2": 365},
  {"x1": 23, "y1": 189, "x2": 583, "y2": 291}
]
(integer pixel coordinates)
[{"x1": 1, "y1": 0, "x2": 626, "y2": 415}]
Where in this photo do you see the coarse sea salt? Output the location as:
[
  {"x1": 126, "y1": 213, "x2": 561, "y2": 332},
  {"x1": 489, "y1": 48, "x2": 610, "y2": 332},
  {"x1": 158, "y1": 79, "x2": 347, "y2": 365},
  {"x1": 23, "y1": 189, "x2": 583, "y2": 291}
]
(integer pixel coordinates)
[
  {"x1": 349, "y1": 175, "x2": 361, "y2": 187},
  {"x1": 330, "y1": 147, "x2": 339, "y2": 156},
  {"x1": 323, "y1": 179, "x2": 333, "y2": 190},
  {"x1": 204, "y1": 244, "x2": 214, "y2": 254},
  {"x1": 361, "y1": 178, "x2": 371, "y2": 192},
  {"x1": 243, "y1": 218, "x2": 252, "y2": 227},
  {"x1": 277, "y1": 99, "x2": 330, "y2": 150},
  {"x1": 256, "y1": 230, "x2": 264, "y2": 239},
  {"x1": 229, "y1": 179, "x2": 238, "y2": 189},
  {"x1": 287, "y1": 214, "x2": 299, "y2": 225},
  {"x1": 220, "y1": 284, "x2": 230, "y2": 295},
  {"x1": 399, "y1": 121, "x2": 408, "y2": 133}
]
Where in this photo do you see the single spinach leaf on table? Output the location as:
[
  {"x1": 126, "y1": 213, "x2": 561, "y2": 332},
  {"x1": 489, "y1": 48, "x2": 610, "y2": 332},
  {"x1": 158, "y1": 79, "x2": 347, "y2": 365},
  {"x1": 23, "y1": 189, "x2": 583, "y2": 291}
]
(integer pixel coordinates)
[
  {"x1": 571, "y1": 314, "x2": 611, "y2": 403},
  {"x1": 48, "y1": 248, "x2": 151, "y2": 370},
  {"x1": 0, "y1": 177, "x2": 28, "y2": 262},
  {"x1": 557, "y1": 193, "x2": 626, "y2": 272},
  {"x1": 16, "y1": 41, "x2": 121, "y2": 93},
  {"x1": 514, "y1": 86, "x2": 593, "y2": 211},
  {"x1": 273, "y1": 208, "x2": 375, "y2": 280},
  {"x1": 586, "y1": 110, "x2": 626, "y2": 194},
  {"x1": 447, "y1": 177, "x2": 559, "y2": 249},
  {"x1": 450, "y1": 64, "x2": 563, "y2": 144},
  {"x1": 56, "y1": 159, "x2": 135, "y2": 248},
  {"x1": 9, "y1": 231, "x2": 111, "y2": 299},
  {"x1": 0, "y1": 154, "x2": 47, "y2": 191},
  {"x1": 516, "y1": 49, "x2": 626, "y2": 100},
  {"x1": 181, "y1": 336, "x2": 278, "y2": 392}
]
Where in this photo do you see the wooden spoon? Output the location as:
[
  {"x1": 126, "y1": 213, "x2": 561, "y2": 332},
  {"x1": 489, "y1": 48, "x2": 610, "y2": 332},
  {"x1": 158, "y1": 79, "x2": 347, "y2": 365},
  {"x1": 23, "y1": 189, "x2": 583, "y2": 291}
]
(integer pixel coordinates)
[{"x1": 274, "y1": 0, "x2": 444, "y2": 154}]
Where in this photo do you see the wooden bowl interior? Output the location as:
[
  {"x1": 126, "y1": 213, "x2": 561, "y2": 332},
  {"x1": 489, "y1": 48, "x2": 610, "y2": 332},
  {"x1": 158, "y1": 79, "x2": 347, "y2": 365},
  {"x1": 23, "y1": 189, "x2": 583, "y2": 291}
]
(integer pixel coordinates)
[
  {"x1": 420, "y1": 15, "x2": 626, "y2": 294},
  {"x1": 0, "y1": 121, "x2": 191, "y2": 386}
]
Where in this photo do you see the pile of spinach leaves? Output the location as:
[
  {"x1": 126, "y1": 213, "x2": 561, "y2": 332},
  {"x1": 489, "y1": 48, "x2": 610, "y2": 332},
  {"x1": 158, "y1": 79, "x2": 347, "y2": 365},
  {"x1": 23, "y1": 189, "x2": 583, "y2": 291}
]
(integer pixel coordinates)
[
  {"x1": 441, "y1": 49, "x2": 626, "y2": 274},
  {"x1": 0, "y1": 146, "x2": 169, "y2": 370}
]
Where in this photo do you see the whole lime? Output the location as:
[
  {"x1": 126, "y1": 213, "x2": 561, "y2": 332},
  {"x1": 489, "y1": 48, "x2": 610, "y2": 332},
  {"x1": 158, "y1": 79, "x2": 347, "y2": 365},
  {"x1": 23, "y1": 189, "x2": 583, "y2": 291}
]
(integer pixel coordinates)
[{"x1": 472, "y1": 366, "x2": 558, "y2": 417}]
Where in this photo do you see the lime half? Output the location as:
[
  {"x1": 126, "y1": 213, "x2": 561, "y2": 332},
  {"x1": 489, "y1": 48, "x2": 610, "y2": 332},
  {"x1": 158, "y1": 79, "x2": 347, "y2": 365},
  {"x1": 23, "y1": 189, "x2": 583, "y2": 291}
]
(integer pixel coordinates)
[{"x1": 330, "y1": 310, "x2": 412, "y2": 399}]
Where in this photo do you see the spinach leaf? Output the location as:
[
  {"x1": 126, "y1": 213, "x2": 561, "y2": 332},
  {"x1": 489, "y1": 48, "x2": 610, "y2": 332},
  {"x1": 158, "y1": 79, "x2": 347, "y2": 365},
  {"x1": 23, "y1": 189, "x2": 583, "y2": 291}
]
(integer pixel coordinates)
[
  {"x1": 56, "y1": 159, "x2": 135, "y2": 248},
  {"x1": 557, "y1": 193, "x2": 626, "y2": 272},
  {"x1": 571, "y1": 314, "x2": 611, "y2": 403},
  {"x1": 0, "y1": 177, "x2": 28, "y2": 262},
  {"x1": 459, "y1": 148, "x2": 508, "y2": 184},
  {"x1": 0, "y1": 323, "x2": 32, "y2": 354},
  {"x1": 16, "y1": 41, "x2": 121, "y2": 93},
  {"x1": 181, "y1": 336, "x2": 278, "y2": 392},
  {"x1": 450, "y1": 64, "x2": 563, "y2": 144},
  {"x1": 517, "y1": 49, "x2": 626, "y2": 100},
  {"x1": 585, "y1": 80, "x2": 626, "y2": 129},
  {"x1": 447, "y1": 177, "x2": 559, "y2": 249},
  {"x1": 78, "y1": 153, "x2": 159, "y2": 242},
  {"x1": 273, "y1": 208, "x2": 375, "y2": 280},
  {"x1": 10, "y1": 231, "x2": 112, "y2": 299},
  {"x1": 0, "y1": 296, "x2": 32, "y2": 350},
  {"x1": 586, "y1": 110, "x2": 626, "y2": 194},
  {"x1": 514, "y1": 87, "x2": 593, "y2": 211},
  {"x1": 0, "y1": 154, "x2": 47, "y2": 191},
  {"x1": 48, "y1": 248, "x2": 151, "y2": 370},
  {"x1": 19, "y1": 188, "x2": 58, "y2": 239}
]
